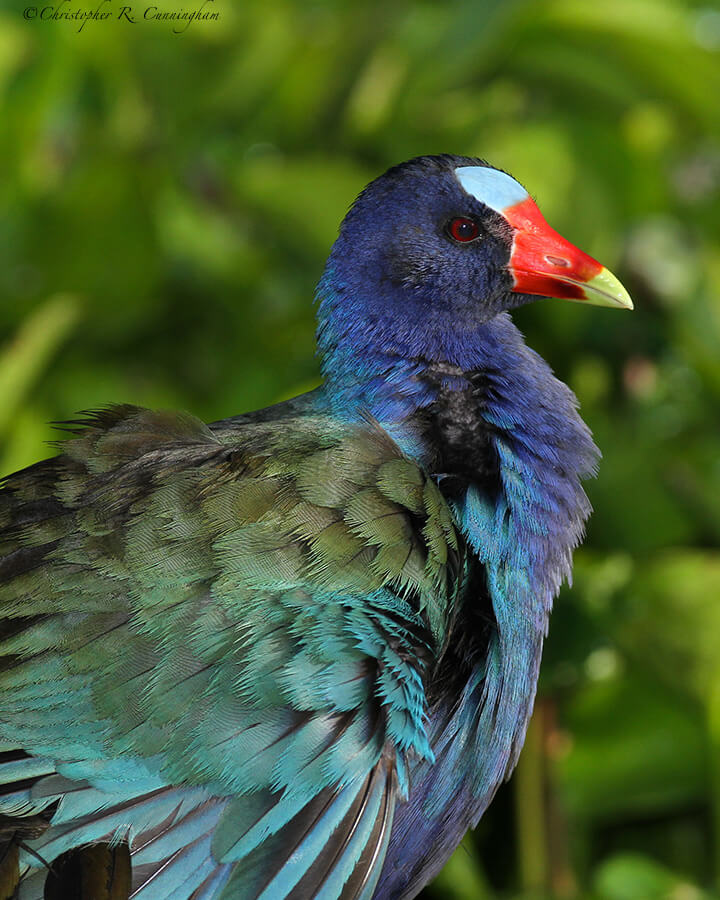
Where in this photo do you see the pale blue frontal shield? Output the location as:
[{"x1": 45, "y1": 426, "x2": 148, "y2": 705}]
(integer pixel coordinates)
[{"x1": 455, "y1": 166, "x2": 528, "y2": 214}]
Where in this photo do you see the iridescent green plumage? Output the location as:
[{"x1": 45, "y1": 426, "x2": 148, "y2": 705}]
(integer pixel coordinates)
[{"x1": 0, "y1": 405, "x2": 462, "y2": 898}]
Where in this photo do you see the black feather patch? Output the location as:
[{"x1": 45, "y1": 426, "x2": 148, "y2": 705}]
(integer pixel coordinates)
[{"x1": 416, "y1": 363, "x2": 501, "y2": 496}]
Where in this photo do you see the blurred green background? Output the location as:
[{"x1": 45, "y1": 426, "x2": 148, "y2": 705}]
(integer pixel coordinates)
[{"x1": 1, "y1": 0, "x2": 720, "y2": 896}]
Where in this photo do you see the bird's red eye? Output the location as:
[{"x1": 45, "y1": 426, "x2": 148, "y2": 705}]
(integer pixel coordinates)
[{"x1": 447, "y1": 217, "x2": 480, "y2": 243}]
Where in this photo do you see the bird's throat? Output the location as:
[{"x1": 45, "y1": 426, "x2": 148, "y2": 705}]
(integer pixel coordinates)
[
  {"x1": 318, "y1": 309, "x2": 599, "y2": 542},
  {"x1": 318, "y1": 311, "x2": 517, "y2": 484}
]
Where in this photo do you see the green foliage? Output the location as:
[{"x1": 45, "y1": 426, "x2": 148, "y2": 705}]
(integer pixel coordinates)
[
  {"x1": 0, "y1": 293, "x2": 80, "y2": 474},
  {"x1": 594, "y1": 853, "x2": 714, "y2": 900},
  {"x1": 1, "y1": 0, "x2": 719, "y2": 896}
]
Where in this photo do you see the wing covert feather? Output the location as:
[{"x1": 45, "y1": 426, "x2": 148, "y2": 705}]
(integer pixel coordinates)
[{"x1": 0, "y1": 406, "x2": 462, "y2": 898}]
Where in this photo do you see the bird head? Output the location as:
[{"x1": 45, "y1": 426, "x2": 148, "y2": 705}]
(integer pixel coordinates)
[{"x1": 318, "y1": 154, "x2": 632, "y2": 367}]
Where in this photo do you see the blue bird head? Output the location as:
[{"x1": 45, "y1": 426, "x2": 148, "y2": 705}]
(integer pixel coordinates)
[{"x1": 317, "y1": 155, "x2": 631, "y2": 369}]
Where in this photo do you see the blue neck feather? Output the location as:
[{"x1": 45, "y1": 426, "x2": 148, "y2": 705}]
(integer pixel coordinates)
[
  {"x1": 317, "y1": 265, "x2": 598, "y2": 479},
  {"x1": 317, "y1": 270, "x2": 599, "y2": 814}
]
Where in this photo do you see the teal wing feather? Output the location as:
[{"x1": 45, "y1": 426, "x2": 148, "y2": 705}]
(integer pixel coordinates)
[{"x1": 0, "y1": 406, "x2": 461, "y2": 899}]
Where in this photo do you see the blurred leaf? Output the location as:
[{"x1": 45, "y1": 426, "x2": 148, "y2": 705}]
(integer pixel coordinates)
[
  {"x1": 594, "y1": 853, "x2": 713, "y2": 900},
  {"x1": 558, "y1": 670, "x2": 706, "y2": 821},
  {"x1": 0, "y1": 293, "x2": 79, "y2": 439}
]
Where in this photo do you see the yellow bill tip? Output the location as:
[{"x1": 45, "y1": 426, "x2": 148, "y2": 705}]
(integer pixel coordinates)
[{"x1": 581, "y1": 267, "x2": 634, "y2": 310}]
